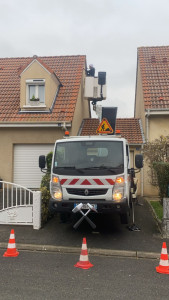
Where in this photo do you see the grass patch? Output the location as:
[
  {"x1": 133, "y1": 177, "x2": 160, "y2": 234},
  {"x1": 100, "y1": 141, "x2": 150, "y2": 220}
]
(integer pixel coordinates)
[{"x1": 150, "y1": 201, "x2": 163, "y2": 221}]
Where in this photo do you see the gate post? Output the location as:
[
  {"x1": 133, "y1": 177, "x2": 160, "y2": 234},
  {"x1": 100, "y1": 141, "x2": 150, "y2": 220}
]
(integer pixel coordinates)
[{"x1": 33, "y1": 191, "x2": 41, "y2": 230}]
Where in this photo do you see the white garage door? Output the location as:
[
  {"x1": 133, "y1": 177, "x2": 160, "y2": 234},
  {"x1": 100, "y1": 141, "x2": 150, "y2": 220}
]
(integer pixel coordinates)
[{"x1": 14, "y1": 144, "x2": 54, "y2": 189}]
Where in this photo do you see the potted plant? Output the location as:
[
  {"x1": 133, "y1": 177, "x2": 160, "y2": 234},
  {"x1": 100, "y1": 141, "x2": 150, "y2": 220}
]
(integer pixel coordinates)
[{"x1": 30, "y1": 95, "x2": 40, "y2": 105}]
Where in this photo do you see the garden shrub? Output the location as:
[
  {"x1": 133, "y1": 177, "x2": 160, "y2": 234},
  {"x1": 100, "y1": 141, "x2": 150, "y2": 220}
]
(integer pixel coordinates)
[
  {"x1": 143, "y1": 135, "x2": 169, "y2": 200},
  {"x1": 41, "y1": 172, "x2": 50, "y2": 190},
  {"x1": 40, "y1": 152, "x2": 53, "y2": 225},
  {"x1": 153, "y1": 162, "x2": 169, "y2": 202},
  {"x1": 41, "y1": 186, "x2": 51, "y2": 224},
  {"x1": 46, "y1": 151, "x2": 53, "y2": 172}
]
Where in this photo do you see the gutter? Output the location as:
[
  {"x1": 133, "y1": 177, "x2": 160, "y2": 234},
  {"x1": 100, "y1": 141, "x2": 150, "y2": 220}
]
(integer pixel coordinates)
[
  {"x1": 145, "y1": 108, "x2": 169, "y2": 116},
  {"x1": 129, "y1": 143, "x2": 143, "y2": 146},
  {"x1": 0, "y1": 122, "x2": 72, "y2": 128}
]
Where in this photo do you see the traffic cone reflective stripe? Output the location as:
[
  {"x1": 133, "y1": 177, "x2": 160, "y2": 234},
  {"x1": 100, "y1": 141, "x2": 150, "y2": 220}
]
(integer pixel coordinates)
[
  {"x1": 3, "y1": 229, "x2": 19, "y2": 257},
  {"x1": 74, "y1": 237, "x2": 93, "y2": 269},
  {"x1": 156, "y1": 242, "x2": 169, "y2": 274},
  {"x1": 80, "y1": 242, "x2": 88, "y2": 260},
  {"x1": 82, "y1": 242, "x2": 87, "y2": 250}
]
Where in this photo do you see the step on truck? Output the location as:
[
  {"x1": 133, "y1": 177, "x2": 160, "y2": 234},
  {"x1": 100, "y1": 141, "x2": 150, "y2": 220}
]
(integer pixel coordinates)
[{"x1": 39, "y1": 134, "x2": 143, "y2": 225}]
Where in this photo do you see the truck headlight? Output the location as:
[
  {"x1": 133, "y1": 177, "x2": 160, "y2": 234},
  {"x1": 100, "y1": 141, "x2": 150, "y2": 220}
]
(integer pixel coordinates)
[
  {"x1": 50, "y1": 176, "x2": 62, "y2": 201},
  {"x1": 113, "y1": 187, "x2": 124, "y2": 201},
  {"x1": 112, "y1": 175, "x2": 125, "y2": 201},
  {"x1": 53, "y1": 187, "x2": 62, "y2": 201}
]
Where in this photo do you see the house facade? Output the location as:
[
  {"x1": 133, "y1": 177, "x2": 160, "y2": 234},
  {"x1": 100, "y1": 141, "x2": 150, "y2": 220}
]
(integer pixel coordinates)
[
  {"x1": 0, "y1": 55, "x2": 90, "y2": 188},
  {"x1": 135, "y1": 46, "x2": 169, "y2": 196},
  {"x1": 79, "y1": 118, "x2": 145, "y2": 195}
]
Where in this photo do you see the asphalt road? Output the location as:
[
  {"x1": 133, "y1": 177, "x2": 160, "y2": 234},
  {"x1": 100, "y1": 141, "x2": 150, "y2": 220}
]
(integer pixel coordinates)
[{"x1": 0, "y1": 250, "x2": 169, "y2": 300}]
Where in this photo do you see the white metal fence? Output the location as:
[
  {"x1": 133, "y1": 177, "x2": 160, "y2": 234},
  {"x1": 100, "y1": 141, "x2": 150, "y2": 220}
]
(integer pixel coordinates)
[{"x1": 0, "y1": 181, "x2": 41, "y2": 229}]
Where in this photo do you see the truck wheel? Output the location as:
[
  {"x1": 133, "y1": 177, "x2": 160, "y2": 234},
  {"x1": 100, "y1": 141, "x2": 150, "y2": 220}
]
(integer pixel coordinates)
[{"x1": 120, "y1": 213, "x2": 129, "y2": 224}]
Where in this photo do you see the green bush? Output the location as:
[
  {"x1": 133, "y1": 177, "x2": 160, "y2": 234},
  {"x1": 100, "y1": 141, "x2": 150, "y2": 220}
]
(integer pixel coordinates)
[
  {"x1": 153, "y1": 162, "x2": 169, "y2": 202},
  {"x1": 41, "y1": 173, "x2": 50, "y2": 190},
  {"x1": 46, "y1": 151, "x2": 53, "y2": 172},
  {"x1": 41, "y1": 186, "x2": 51, "y2": 224},
  {"x1": 40, "y1": 151, "x2": 53, "y2": 225}
]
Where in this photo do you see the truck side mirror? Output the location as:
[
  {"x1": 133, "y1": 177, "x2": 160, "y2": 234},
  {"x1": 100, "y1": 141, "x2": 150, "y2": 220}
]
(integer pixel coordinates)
[
  {"x1": 39, "y1": 155, "x2": 46, "y2": 170},
  {"x1": 135, "y1": 154, "x2": 143, "y2": 169}
]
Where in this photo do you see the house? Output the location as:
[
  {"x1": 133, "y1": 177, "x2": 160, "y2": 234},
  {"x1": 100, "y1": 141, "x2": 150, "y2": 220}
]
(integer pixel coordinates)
[
  {"x1": 0, "y1": 55, "x2": 91, "y2": 188},
  {"x1": 135, "y1": 46, "x2": 169, "y2": 196},
  {"x1": 79, "y1": 117, "x2": 145, "y2": 195}
]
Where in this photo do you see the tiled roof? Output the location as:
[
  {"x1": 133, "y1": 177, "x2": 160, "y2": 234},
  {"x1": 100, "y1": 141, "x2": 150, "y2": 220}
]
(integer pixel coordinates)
[
  {"x1": 137, "y1": 46, "x2": 169, "y2": 109},
  {"x1": 0, "y1": 55, "x2": 86, "y2": 122},
  {"x1": 79, "y1": 118, "x2": 144, "y2": 144},
  {"x1": 19, "y1": 57, "x2": 57, "y2": 78}
]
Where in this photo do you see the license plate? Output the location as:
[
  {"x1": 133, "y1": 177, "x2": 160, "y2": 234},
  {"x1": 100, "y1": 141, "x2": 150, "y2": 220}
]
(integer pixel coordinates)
[{"x1": 74, "y1": 203, "x2": 97, "y2": 210}]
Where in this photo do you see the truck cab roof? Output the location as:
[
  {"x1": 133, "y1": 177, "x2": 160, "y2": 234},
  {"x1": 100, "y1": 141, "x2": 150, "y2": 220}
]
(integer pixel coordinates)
[{"x1": 57, "y1": 135, "x2": 128, "y2": 144}]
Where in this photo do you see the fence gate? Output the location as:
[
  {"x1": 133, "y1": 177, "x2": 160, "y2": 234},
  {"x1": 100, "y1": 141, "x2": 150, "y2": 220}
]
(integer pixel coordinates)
[{"x1": 0, "y1": 181, "x2": 41, "y2": 229}]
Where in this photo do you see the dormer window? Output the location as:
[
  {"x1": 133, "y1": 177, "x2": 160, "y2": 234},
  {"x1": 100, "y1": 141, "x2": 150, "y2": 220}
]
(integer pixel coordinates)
[
  {"x1": 26, "y1": 79, "x2": 45, "y2": 105},
  {"x1": 20, "y1": 57, "x2": 61, "y2": 111}
]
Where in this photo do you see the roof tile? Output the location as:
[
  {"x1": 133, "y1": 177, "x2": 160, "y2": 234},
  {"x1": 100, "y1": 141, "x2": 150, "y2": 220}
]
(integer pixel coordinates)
[
  {"x1": 0, "y1": 55, "x2": 86, "y2": 123},
  {"x1": 80, "y1": 118, "x2": 144, "y2": 144},
  {"x1": 138, "y1": 46, "x2": 169, "y2": 109}
]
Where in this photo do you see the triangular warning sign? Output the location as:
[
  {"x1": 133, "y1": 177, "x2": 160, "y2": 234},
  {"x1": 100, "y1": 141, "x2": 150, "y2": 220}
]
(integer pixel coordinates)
[{"x1": 96, "y1": 118, "x2": 113, "y2": 134}]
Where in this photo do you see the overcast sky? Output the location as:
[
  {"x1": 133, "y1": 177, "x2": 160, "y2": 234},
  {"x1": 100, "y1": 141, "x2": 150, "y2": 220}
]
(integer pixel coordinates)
[{"x1": 0, "y1": 0, "x2": 169, "y2": 118}]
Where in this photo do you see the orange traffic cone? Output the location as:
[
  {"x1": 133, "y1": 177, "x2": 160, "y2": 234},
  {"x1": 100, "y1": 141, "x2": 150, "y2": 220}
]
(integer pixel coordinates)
[
  {"x1": 156, "y1": 242, "x2": 169, "y2": 274},
  {"x1": 74, "y1": 237, "x2": 93, "y2": 269},
  {"x1": 3, "y1": 229, "x2": 19, "y2": 257}
]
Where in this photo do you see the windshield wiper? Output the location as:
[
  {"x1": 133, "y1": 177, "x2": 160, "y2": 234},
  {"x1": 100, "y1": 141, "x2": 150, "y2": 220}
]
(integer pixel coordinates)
[
  {"x1": 77, "y1": 166, "x2": 118, "y2": 173},
  {"x1": 98, "y1": 166, "x2": 118, "y2": 173},
  {"x1": 57, "y1": 166, "x2": 75, "y2": 169},
  {"x1": 56, "y1": 166, "x2": 84, "y2": 173},
  {"x1": 56, "y1": 165, "x2": 123, "y2": 174}
]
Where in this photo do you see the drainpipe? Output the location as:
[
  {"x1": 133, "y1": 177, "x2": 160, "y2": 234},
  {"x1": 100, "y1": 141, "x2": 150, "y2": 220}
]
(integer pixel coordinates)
[
  {"x1": 62, "y1": 122, "x2": 67, "y2": 131},
  {"x1": 146, "y1": 109, "x2": 150, "y2": 141},
  {"x1": 141, "y1": 144, "x2": 144, "y2": 197}
]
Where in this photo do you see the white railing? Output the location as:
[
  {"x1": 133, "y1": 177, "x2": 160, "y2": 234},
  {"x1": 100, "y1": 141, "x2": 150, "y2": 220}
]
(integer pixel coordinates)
[{"x1": 0, "y1": 181, "x2": 41, "y2": 229}]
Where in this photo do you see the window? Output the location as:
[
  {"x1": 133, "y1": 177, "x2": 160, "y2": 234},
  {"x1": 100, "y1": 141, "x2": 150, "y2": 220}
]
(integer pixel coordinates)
[{"x1": 26, "y1": 79, "x2": 45, "y2": 104}]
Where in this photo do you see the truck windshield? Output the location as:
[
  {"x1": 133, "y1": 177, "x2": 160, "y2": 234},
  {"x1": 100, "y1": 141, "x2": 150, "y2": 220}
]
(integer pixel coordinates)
[{"x1": 53, "y1": 140, "x2": 124, "y2": 175}]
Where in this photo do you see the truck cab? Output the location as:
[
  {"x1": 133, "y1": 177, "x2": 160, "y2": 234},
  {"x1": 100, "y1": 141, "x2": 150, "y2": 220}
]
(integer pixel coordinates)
[{"x1": 43, "y1": 135, "x2": 140, "y2": 224}]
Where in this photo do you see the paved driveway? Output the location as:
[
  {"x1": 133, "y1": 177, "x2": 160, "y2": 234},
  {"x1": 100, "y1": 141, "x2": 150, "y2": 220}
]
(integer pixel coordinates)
[{"x1": 0, "y1": 197, "x2": 164, "y2": 255}]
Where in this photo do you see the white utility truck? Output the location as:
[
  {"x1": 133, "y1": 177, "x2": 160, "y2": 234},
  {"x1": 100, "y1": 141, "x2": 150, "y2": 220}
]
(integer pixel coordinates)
[{"x1": 39, "y1": 133, "x2": 143, "y2": 225}]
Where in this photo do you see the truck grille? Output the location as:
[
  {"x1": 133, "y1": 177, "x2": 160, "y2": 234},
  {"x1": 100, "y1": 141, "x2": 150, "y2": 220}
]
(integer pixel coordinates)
[{"x1": 66, "y1": 188, "x2": 108, "y2": 196}]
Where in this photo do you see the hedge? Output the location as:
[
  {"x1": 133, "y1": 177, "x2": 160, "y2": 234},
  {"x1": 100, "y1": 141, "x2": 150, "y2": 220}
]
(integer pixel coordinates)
[
  {"x1": 40, "y1": 152, "x2": 53, "y2": 225},
  {"x1": 153, "y1": 162, "x2": 169, "y2": 201},
  {"x1": 46, "y1": 151, "x2": 53, "y2": 172}
]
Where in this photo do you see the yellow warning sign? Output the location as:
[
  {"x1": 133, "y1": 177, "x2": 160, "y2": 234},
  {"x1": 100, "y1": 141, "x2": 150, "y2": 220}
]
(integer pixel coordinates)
[{"x1": 96, "y1": 118, "x2": 113, "y2": 134}]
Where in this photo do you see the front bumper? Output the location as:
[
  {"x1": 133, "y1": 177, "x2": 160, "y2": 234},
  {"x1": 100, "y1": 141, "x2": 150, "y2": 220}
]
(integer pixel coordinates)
[{"x1": 49, "y1": 198, "x2": 129, "y2": 214}]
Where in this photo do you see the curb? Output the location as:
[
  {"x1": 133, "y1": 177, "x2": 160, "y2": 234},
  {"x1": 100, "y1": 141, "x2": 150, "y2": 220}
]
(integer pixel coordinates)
[{"x1": 0, "y1": 243, "x2": 160, "y2": 259}]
